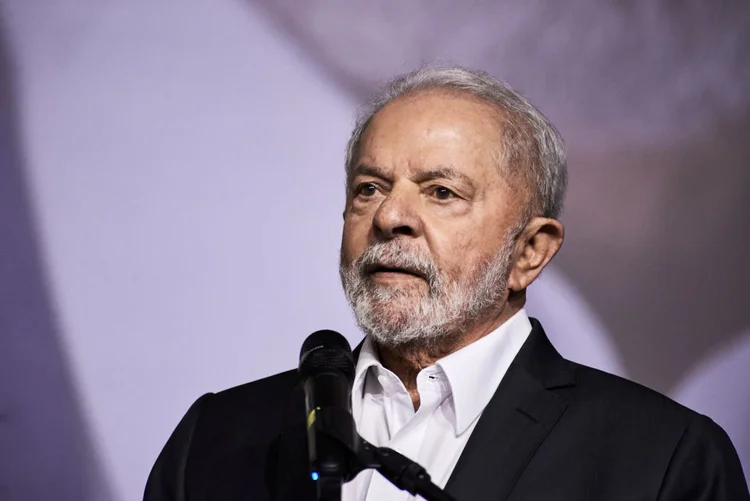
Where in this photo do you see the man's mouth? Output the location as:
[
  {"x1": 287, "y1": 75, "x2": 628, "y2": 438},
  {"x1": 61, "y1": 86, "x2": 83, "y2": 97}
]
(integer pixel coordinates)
[{"x1": 366, "y1": 264, "x2": 425, "y2": 280}]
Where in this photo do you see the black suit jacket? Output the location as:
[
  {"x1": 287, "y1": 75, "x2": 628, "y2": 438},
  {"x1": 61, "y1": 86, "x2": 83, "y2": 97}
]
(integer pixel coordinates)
[{"x1": 144, "y1": 319, "x2": 749, "y2": 500}]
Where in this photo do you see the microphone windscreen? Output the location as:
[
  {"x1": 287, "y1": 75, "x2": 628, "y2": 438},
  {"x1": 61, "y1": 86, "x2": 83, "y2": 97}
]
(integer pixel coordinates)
[{"x1": 299, "y1": 330, "x2": 355, "y2": 382}]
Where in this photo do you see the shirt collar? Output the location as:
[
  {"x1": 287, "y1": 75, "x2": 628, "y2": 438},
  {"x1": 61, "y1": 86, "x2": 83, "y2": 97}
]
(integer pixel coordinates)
[
  {"x1": 351, "y1": 335, "x2": 381, "y2": 421},
  {"x1": 351, "y1": 309, "x2": 532, "y2": 435},
  {"x1": 437, "y1": 309, "x2": 532, "y2": 434}
]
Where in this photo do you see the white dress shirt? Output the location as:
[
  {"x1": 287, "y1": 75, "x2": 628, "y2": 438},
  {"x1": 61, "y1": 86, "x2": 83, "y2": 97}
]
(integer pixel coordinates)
[{"x1": 342, "y1": 309, "x2": 532, "y2": 501}]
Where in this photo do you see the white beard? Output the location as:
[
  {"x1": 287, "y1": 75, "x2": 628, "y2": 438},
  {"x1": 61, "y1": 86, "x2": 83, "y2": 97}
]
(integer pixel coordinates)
[{"x1": 339, "y1": 233, "x2": 517, "y2": 348}]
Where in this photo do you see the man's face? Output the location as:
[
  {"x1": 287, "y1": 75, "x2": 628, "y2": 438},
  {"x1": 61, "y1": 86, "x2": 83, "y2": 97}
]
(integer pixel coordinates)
[{"x1": 340, "y1": 91, "x2": 525, "y2": 347}]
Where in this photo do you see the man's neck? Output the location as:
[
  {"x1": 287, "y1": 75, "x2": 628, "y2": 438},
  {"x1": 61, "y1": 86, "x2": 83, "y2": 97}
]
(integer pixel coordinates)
[{"x1": 375, "y1": 297, "x2": 523, "y2": 410}]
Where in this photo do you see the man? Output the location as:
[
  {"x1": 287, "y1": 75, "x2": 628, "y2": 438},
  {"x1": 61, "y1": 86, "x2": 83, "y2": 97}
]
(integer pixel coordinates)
[{"x1": 144, "y1": 66, "x2": 749, "y2": 500}]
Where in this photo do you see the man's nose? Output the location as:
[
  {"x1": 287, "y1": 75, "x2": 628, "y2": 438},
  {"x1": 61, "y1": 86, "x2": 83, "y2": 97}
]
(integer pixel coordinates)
[{"x1": 372, "y1": 186, "x2": 423, "y2": 240}]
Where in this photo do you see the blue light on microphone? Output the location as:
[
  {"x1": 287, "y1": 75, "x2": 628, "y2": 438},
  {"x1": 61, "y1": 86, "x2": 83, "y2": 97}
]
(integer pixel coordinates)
[{"x1": 311, "y1": 471, "x2": 319, "y2": 481}]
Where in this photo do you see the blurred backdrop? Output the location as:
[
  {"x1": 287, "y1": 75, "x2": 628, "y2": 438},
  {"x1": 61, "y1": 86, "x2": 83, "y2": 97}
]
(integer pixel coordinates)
[{"x1": 0, "y1": 1, "x2": 748, "y2": 500}]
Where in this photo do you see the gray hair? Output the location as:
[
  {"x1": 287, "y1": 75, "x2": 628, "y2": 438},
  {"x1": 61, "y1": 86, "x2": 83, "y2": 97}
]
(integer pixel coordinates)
[{"x1": 344, "y1": 65, "x2": 568, "y2": 220}]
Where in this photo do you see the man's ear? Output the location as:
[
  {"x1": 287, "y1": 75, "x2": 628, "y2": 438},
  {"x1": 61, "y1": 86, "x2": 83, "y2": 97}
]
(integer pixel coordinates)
[{"x1": 507, "y1": 217, "x2": 565, "y2": 292}]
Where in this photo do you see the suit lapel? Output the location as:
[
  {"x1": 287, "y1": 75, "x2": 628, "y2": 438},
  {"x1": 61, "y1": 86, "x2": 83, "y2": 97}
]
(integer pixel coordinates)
[{"x1": 445, "y1": 319, "x2": 575, "y2": 501}]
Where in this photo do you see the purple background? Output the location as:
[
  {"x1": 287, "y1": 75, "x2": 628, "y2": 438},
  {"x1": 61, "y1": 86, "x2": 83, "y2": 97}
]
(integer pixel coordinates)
[{"x1": 0, "y1": 1, "x2": 748, "y2": 500}]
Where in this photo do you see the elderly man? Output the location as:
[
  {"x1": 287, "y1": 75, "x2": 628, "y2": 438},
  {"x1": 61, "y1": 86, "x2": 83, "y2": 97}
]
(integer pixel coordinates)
[{"x1": 144, "y1": 66, "x2": 749, "y2": 501}]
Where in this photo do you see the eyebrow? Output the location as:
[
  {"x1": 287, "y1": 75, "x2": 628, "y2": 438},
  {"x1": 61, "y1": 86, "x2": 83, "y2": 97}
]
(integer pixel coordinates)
[
  {"x1": 351, "y1": 163, "x2": 474, "y2": 187},
  {"x1": 412, "y1": 165, "x2": 474, "y2": 186}
]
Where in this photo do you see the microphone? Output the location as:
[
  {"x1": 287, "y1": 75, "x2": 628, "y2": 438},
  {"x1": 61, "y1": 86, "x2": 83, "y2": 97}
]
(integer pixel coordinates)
[
  {"x1": 298, "y1": 330, "x2": 358, "y2": 500},
  {"x1": 298, "y1": 330, "x2": 458, "y2": 501}
]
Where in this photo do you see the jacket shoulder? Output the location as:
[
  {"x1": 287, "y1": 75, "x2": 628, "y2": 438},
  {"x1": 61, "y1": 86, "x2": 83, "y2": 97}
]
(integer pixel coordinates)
[
  {"x1": 199, "y1": 369, "x2": 301, "y2": 442},
  {"x1": 212, "y1": 369, "x2": 300, "y2": 411},
  {"x1": 563, "y1": 361, "x2": 734, "y2": 455},
  {"x1": 144, "y1": 371, "x2": 301, "y2": 500},
  {"x1": 570, "y1": 362, "x2": 698, "y2": 423},
  {"x1": 568, "y1": 364, "x2": 749, "y2": 498}
]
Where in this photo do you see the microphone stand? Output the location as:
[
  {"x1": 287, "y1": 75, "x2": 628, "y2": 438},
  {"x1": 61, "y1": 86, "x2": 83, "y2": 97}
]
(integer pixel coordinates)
[
  {"x1": 352, "y1": 439, "x2": 458, "y2": 501},
  {"x1": 307, "y1": 406, "x2": 458, "y2": 501}
]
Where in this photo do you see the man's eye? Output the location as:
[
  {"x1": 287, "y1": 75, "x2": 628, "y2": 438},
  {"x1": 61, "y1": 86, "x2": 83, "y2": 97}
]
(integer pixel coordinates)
[
  {"x1": 356, "y1": 183, "x2": 378, "y2": 197},
  {"x1": 432, "y1": 186, "x2": 456, "y2": 200}
]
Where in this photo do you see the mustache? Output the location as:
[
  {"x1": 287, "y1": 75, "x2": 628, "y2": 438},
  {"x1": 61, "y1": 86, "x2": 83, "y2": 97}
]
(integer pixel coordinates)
[{"x1": 350, "y1": 240, "x2": 441, "y2": 288}]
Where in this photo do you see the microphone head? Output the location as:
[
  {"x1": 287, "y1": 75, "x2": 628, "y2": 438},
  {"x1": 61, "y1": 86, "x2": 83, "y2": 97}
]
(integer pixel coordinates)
[{"x1": 299, "y1": 330, "x2": 355, "y2": 382}]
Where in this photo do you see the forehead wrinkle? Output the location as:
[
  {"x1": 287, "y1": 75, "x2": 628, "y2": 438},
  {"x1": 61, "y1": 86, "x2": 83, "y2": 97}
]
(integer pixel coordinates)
[
  {"x1": 351, "y1": 93, "x2": 510, "y2": 192},
  {"x1": 351, "y1": 161, "x2": 394, "y2": 182}
]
